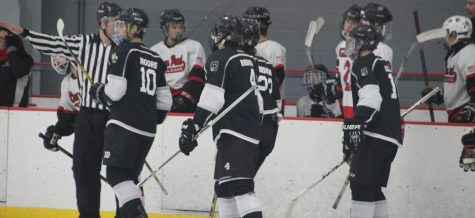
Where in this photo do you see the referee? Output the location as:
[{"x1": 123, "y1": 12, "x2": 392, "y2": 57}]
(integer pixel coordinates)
[{"x1": 0, "y1": 2, "x2": 121, "y2": 218}]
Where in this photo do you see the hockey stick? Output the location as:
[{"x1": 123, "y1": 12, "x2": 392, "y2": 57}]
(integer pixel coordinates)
[
  {"x1": 331, "y1": 87, "x2": 442, "y2": 209},
  {"x1": 401, "y1": 86, "x2": 441, "y2": 118},
  {"x1": 284, "y1": 160, "x2": 345, "y2": 218},
  {"x1": 144, "y1": 161, "x2": 169, "y2": 195},
  {"x1": 413, "y1": 11, "x2": 435, "y2": 122},
  {"x1": 395, "y1": 28, "x2": 447, "y2": 84},
  {"x1": 332, "y1": 173, "x2": 350, "y2": 209},
  {"x1": 185, "y1": 0, "x2": 226, "y2": 38},
  {"x1": 38, "y1": 133, "x2": 106, "y2": 181},
  {"x1": 57, "y1": 18, "x2": 94, "y2": 84},
  {"x1": 208, "y1": 193, "x2": 218, "y2": 218},
  {"x1": 138, "y1": 84, "x2": 258, "y2": 187}
]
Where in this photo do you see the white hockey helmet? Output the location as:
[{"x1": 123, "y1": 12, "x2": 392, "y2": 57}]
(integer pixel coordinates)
[
  {"x1": 442, "y1": 15, "x2": 472, "y2": 47},
  {"x1": 51, "y1": 54, "x2": 77, "y2": 75}
]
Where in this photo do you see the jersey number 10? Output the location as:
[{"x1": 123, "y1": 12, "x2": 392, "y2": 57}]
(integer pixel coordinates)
[{"x1": 140, "y1": 67, "x2": 157, "y2": 96}]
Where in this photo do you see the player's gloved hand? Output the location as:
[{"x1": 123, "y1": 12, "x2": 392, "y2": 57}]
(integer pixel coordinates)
[
  {"x1": 323, "y1": 78, "x2": 341, "y2": 104},
  {"x1": 342, "y1": 119, "x2": 365, "y2": 151},
  {"x1": 309, "y1": 84, "x2": 324, "y2": 103},
  {"x1": 310, "y1": 104, "x2": 324, "y2": 117},
  {"x1": 453, "y1": 103, "x2": 475, "y2": 123},
  {"x1": 5, "y1": 34, "x2": 22, "y2": 52},
  {"x1": 40, "y1": 125, "x2": 60, "y2": 152},
  {"x1": 89, "y1": 83, "x2": 109, "y2": 106},
  {"x1": 460, "y1": 130, "x2": 475, "y2": 171},
  {"x1": 179, "y1": 118, "x2": 199, "y2": 156},
  {"x1": 172, "y1": 94, "x2": 196, "y2": 113},
  {"x1": 421, "y1": 87, "x2": 443, "y2": 105}
]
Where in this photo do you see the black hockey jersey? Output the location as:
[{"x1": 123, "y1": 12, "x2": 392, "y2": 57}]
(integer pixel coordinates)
[
  {"x1": 106, "y1": 42, "x2": 168, "y2": 136},
  {"x1": 255, "y1": 55, "x2": 280, "y2": 115},
  {"x1": 351, "y1": 53, "x2": 402, "y2": 146},
  {"x1": 195, "y1": 47, "x2": 263, "y2": 144}
]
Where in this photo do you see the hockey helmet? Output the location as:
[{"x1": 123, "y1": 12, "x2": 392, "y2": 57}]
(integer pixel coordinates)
[
  {"x1": 209, "y1": 16, "x2": 242, "y2": 51},
  {"x1": 341, "y1": 4, "x2": 363, "y2": 39},
  {"x1": 345, "y1": 24, "x2": 379, "y2": 59},
  {"x1": 112, "y1": 8, "x2": 149, "y2": 45},
  {"x1": 303, "y1": 64, "x2": 328, "y2": 92},
  {"x1": 239, "y1": 18, "x2": 260, "y2": 54},
  {"x1": 442, "y1": 15, "x2": 473, "y2": 47},
  {"x1": 160, "y1": 9, "x2": 185, "y2": 29},
  {"x1": 243, "y1": 7, "x2": 271, "y2": 35},
  {"x1": 362, "y1": 3, "x2": 393, "y2": 41},
  {"x1": 96, "y1": 2, "x2": 122, "y2": 24},
  {"x1": 51, "y1": 54, "x2": 77, "y2": 76}
]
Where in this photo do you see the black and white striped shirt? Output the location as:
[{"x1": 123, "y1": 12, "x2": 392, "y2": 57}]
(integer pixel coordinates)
[{"x1": 22, "y1": 29, "x2": 112, "y2": 110}]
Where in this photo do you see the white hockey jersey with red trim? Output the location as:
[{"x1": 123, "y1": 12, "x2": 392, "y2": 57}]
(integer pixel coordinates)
[
  {"x1": 150, "y1": 38, "x2": 206, "y2": 90},
  {"x1": 444, "y1": 43, "x2": 475, "y2": 110},
  {"x1": 59, "y1": 73, "x2": 80, "y2": 112},
  {"x1": 336, "y1": 40, "x2": 393, "y2": 118}
]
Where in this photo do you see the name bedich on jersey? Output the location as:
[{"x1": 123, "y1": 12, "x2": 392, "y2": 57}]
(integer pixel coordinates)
[
  {"x1": 107, "y1": 43, "x2": 168, "y2": 136},
  {"x1": 255, "y1": 56, "x2": 280, "y2": 115},
  {"x1": 199, "y1": 47, "x2": 263, "y2": 145},
  {"x1": 22, "y1": 29, "x2": 111, "y2": 110},
  {"x1": 351, "y1": 54, "x2": 402, "y2": 146}
]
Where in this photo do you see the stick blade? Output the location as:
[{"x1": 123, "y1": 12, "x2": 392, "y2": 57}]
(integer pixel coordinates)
[
  {"x1": 304, "y1": 17, "x2": 325, "y2": 48},
  {"x1": 284, "y1": 200, "x2": 297, "y2": 218},
  {"x1": 56, "y1": 18, "x2": 65, "y2": 38},
  {"x1": 416, "y1": 28, "x2": 447, "y2": 43}
]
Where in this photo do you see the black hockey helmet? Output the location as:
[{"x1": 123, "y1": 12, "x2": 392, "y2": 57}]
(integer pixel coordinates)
[
  {"x1": 340, "y1": 4, "x2": 363, "y2": 39},
  {"x1": 209, "y1": 16, "x2": 242, "y2": 51},
  {"x1": 96, "y1": 2, "x2": 122, "y2": 25},
  {"x1": 243, "y1": 7, "x2": 271, "y2": 35},
  {"x1": 239, "y1": 18, "x2": 260, "y2": 54},
  {"x1": 362, "y1": 3, "x2": 392, "y2": 24},
  {"x1": 345, "y1": 24, "x2": 379, "y2": 58},
  {"x1": 116, "y1": 8, "x2": 149, "y2": 39},
  {"x1": 160, "y1": 9, "x2": 185, "y2": 29},
  {"x1": 362, "y1": 3, "x2": 393, "y2": 41}
]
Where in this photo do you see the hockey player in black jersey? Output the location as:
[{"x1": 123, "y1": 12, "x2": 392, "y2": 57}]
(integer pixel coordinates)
[
  {"x1": 178, "y1": 16, "x2": 264, "y2": 218},
  {"x1": 240, "y1": 18, "x2": 281, "y2": 172},
  {"x1": 342, "y1": 24, "x2": 402, "y2": 218},
  {"x1": 89, "y1": 8, "x2": 172, "y2": 218}
]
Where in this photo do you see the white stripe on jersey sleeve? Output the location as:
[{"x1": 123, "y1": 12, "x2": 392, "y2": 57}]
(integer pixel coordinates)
[
  {"x1": 156, "y1": 86, "x2": 172, "y2": 111},
  {"x1": 357, "y1": 84, "x2": 382, "y2": 111},
  {"x1": 197, "y1": 83, "x2": 225, "y2": 114},
  {"x1": 105, "y1": 74, "x2": 127, "y2": 101}
]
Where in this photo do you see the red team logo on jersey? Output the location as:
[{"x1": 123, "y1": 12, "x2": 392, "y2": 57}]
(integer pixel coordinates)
[
  {"x1": 164, "y1": 54, "x2": 186, "y2": 73},
  {"x1": 444, "y1": 66, "x2": 456, "y2": 83},
  {"x1": 69, "y1": 92, "x2": 80, "y2": 108}
]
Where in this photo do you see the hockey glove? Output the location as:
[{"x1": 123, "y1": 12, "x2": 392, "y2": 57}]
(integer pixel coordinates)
[
  {"x1": 460, "y1": 130, "x2": 475, "y2": 172},
  {"x1": 171, "y1": 94, "x2": 196, "y2": 113},
  {"x1": 342, "y1": 119, "x2": 365, "y2": 151},
  {"x1": 179, "y1": 118, "x2": 199, "y2": 156},
  {"x1": 323, "y1": 78, "x2": 341, "y2": 104},
  {"x1": 421, "y1": 87, "x2": 443, "y2": 105},
  {"x1": 41, "y1": 125, "x2": 60, "y2": 152},
  {"x1": 453, "y1": 103, "x2": 475, "y2": 123},
  {"x1": 310, "y1": 104, "x2": 325, "y2": 117},
  {"x1": 89, "y1": 83, "x2": 112, "y2": 106}
]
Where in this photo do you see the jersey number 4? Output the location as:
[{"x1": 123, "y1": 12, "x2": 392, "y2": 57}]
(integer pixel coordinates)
[{"x1": 140, "y1": 67, "x2": 157, "y2": 96}]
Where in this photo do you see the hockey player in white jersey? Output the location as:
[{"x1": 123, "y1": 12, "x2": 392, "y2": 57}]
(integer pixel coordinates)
[
  {"x1": 422, "y1": 15, "x2": 475, "y2": 123},
  {"x1": 151, "y1": 9, "x2": 206, "y2": 113},
  {"x1": 335, "y1": 4, "x2": 363, "y2": 118},
  {"x1": 243, "y1": 7, "x2": 286, "y2": 112},
  {"x1": 41, "y1": 54, "x2": 79, "y2": 151}
]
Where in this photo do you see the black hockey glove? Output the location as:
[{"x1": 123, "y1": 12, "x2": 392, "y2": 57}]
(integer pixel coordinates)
[
  {"x1": 40, "y1": 125, "x2": 60, "y2": 152},
  {"x1": 172, "y1": 94, "x2": 196, "y2": 113},
  {"x1": 421, "y1": 87, "x2": 443, "y2": 105},
  {"x1": 460, "y1": 130, "x2": 475, "y2": 172},
  {"x1": 342, "y1": 119, "x2": 365, "y2": 151},
  {"x1": 453, "y1": 103, "x2": 475, "y2": 123},
  {"x1": 5, "y1": 34, "x2": 23, "y2": 52},
  {"x1": 310, "y1": 104, "x2": 324, "y2": 117},
  {"x1": 323, "y1": 78, "x2": 341, "y2": 104},
  {"x1": 89, "y1": 83, "x2": 112, "y2": 106},
  {"x1": 179, "y1": 118, "x2": 199, "y2": 156}
]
